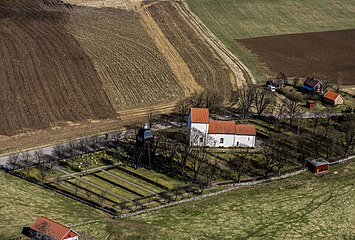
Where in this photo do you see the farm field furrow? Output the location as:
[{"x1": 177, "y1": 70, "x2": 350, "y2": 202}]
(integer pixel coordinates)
[
  {"x1": 239, "y1": 29, "x2": 355, "y2": 85},
  {"x1": 0, "y1": 0, "x2": 117, "y2": 136},
  {"x1": 186, "y1": 0, "x2": 355, "y2": 81},
  {"x1": 146, "y1": 1, "x2": 235, "y2": 97},
  {"x1": 66, "y1": 6, "x2": 184, "y2": 111}
]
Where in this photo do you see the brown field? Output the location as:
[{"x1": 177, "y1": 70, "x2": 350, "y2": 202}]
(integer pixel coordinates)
[
  {"x1": 0, "y1": 0, "x2": 237, "y2": 153},
  {"x1": 0, "y1": 0, "x2": 117, "y2": 136},
  {"x1": 146, "y1": 1, "x2": 235, "y2": 95},
  {"x1": 239, "y1": 29, "x2": 355, "y2": 84}
]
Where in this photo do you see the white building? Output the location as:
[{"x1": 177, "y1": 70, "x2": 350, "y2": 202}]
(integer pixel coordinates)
[{"x1": 188, "y1": 108, "x2": 256, "y2": 148}]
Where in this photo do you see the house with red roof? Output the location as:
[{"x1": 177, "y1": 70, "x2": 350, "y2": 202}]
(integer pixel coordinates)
[
  {"x1": 188, "y1": 108, "x2": 256, "y2": 147},
  {"x1": 323, "y1": 90, "x2": 343, "y2": 105},
  {"x1": 22, "y1": 216, "x2": 79, "y2": 240}
]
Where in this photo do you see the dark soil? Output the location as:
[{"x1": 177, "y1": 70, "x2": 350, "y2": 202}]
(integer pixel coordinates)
[{"x1": 239, "y1": 29, "x2": 355, "y2": 84}]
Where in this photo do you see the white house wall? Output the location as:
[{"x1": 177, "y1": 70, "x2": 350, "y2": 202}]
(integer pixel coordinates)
[
  {"x1": 208, "y1": 134, "x2": 255, "y2": 147},
  {"x1": 208, "y1": 134, "x2": 235, "y2": 147},
  {"x1": 235, "y1": 135, "x2": 255, "y2": 147},
  {"x1": 189, "y1": 123, "x2": 209, "y2": 146}
]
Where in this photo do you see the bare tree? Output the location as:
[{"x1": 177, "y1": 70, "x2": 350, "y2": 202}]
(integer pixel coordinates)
[
  {"x1": 34, "y1": 150, "x2": 45, "y2": 165},
  {"x1": 283, "y1": 97, "x2": 302, "y2": 126},
  {"x1": 231, "y1": 86, "x2": 255, "y2": 119},
  {"x1": 177, "y1": 141, "x2": 193, "y2": 174},
  {"x1": 205, "y1": 88, "x2": 224, "y2": 114},
  {"x1": 190, "y1": 146, "x2": 208, "y2": 181},
  {"x1": 254, "y1": 87, "x2": 275, "y2": 117},
  {"x1": 19, "y1": 152, "x2": 33, "y2": 176},
  {"x1": 189, "y1": 91, "x2": 205, "y2": 108},
  {"x1": 7, "y1": 153, "x2": 21, "y2": 170},
  {"x1": 228, "y1": 151, "x2": 251, "y2": 183},
  {"x1": 38, "y1": 164, "x2": 49, "y2": 184},
  {"x1": 339, "y1": 116, "x2": 355, "y2": 157},
  {"x1": 175, "y1": 98, "x2": 191, "y2": 127}
]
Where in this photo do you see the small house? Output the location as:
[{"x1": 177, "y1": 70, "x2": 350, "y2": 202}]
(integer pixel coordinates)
[
  {"x1": 323, "y1": 90, "x2": 343, "y2": 105},
  {"x1": 22, "y1": 216, "x2": 79, "y2": 240},
  {"x1": 302, "y1": 77, "x2": 323, "y2": 94},
  {"x1": 307, "y1": 160, "x2": 329, "y2": 173},
  {"x1": 306, "y1": 100, "x2": 315, "y2": 109},
  {"x1": 188, "y1": 108, "x2": 256, "y2": 147}
]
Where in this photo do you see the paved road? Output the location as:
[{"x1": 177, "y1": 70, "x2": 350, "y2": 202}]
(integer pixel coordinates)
[{"x1": 0, "y1": 122, "x2": 178, "y2": 167}]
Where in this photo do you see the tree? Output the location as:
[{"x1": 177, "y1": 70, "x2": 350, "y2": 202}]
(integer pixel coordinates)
[
  {"x1": 190, "y1": 146, "x2": 208, "y2": 180},
  {"x1": 204, "y1": 88, "x2": 224, "y2": 114},
  {"x1": 283, "y1": 97, "x2": 302, "y2": 126},
  {"x1": 228, "y1": 152, "x2": 251, "y2": 183},
  {"x1": 202, "y1": 158, "x2": 218, "y2": 185},
  {"x1": 34, "y1": 150, "x2": 45, "y2": 165},
  {"x1": 177, "y1": 141, "x2": 193, "y2": 174},
  {"x1": 263, "y1": 133, "x2": 294, "y2": 175},
  {"x1": 339, "y1": 115, "x2": 355, "y2": 157},
  {"x1": 254, "y1": 87, "x2": 275, "y2": 117},
  {"x1": 231, "y1": 86, "x2": 255, "y2": 119},
  {"x1": 7, "y1": 153, "x2": 21, "y2": 170},
  {"x1": 19, "y1": 152, "x2": 33, "y2": 176},
  {"x1": 38, "y1": 164, "x2": 49, "y2": 184},
  {"x1": 175, "y1": 98, "x2": 191, "y2": 127}
]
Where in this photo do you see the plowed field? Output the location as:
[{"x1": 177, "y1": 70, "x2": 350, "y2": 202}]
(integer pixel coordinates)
[
  {"x1": 239, "y1": 29, "x2": 355, "y2": 84},
  {"x1": 0, "y1": 0, "x2": 237, "y2": 153},
  {"x1": 0, "y1": 0, "x2": 117, "y2": 135},
  {"x1": 146, "y1": 1, "x2": 235, "y2": 95},
  {"x1": 66, "y1": 6, "x2": 184, "y2": 111}
]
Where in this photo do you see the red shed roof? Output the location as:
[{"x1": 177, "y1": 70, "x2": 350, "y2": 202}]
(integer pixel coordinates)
[
  {"x1": 208, "y1": 121, "x2": 256, "y2": 135},
  {"x1": 31, "y1": 216, "x2": 77, "y2": 240},
  {"x1": 324, "y1": 90, "x2": 341, "y2": 101},
  {"x1": 190, "y1": 108, "x2": 209, "y2": 123}
]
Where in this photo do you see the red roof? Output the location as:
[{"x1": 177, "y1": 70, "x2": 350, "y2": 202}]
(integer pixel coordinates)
[
  {"x1": 208, "y1": 121, "x2": 236, "y2": 134},
  {"x1": 235, "y1": 124, "x2": 256, "y2": 135},
  {"x1": 324, "y1": 90, "x2": 341, "y2": 101},
  {"x1": 31, "y1": 216, "x2": 77, "y2": 240},
  {"x1": 190, "y1": 108, "x2": 209, "y2": 123},
  {"x1": 208, "y1": 121, "x2": 256, "y2": 135}
]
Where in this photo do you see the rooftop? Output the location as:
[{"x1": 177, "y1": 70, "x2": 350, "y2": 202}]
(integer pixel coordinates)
[
  {"x1": 324, "y1": 90, "x2": 341, "y2": 101},
  {"x1": 31, "y1": 216, "x2": 76, "y2": 240},
  {"x1": 190, "y1": 108, "x2": 209, "y2": 123},
  {"x1": 304, "y1": 77, "x2": 321, "y2": 87},
  {"x1": 208, "y1": 121, "x2": 256, "y2": 135}
]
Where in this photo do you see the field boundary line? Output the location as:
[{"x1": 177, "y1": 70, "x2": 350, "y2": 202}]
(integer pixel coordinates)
[
  {"x1": 118, "y1": 169, "x2": 307, "y2": 218},
  {"x1": 178, "y1": 0, "x2": 256, "y2": 86}
]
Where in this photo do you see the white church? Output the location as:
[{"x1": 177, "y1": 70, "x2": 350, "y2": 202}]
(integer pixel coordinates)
[{"x1": 188, "y1": 108, "x2": 256, "y2": 148}]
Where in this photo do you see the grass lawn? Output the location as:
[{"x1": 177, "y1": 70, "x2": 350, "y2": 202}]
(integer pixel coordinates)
[
  {"x1": 186, "y1": 0, "x2": 355, "y2": 81},
  {"x1": 0, "y1": 171, "x2": 110, "y2": 239},
  {"x1": 120, "y1": 165, "x2": 187, "y2": 190},
  {"x1": 107, "y1": 168, "x2": 165, "y2": 193},
  {"x1": 130, "y1": 161, "x2": 355, "y2": 239}
]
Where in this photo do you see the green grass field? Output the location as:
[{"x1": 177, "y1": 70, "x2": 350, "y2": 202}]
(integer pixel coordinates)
[
  {"x1": 2, "y1": 160, "x2": 354, "y2": 239},
  {"x1": 130, "y1": 161, "x2": 355, "y2": 239},
  {"x1": 186, "y1": 0, "x2": 355, "y2": 81},
  {"x1": 0, "y1": 171, "x2": 110, "y2": 239}
]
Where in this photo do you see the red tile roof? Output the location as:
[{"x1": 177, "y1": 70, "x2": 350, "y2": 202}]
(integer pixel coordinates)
[
  {"x1": 208, "y1": 121, "x2": 237, "y2": 134},
  {"x1": 235, "y1": 124, "x2": 256, "y2": 135},
  {"x1": 324, "y1": 90, "x2": 341, "y2": 101},
  {"x1": 31, "y1": 216, "x2": 76, "y2": 240},
  {"x1": 208, "y1": 121, "x2": 256, "y2": 135},
  {"x1": 190, "y1": 108, "x2": 209, "y2": 123}
]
